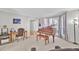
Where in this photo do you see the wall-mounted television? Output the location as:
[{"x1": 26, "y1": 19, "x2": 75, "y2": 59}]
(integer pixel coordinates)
[{"x1": 13, "y1": 18, "x2": 21, "y2": 24}]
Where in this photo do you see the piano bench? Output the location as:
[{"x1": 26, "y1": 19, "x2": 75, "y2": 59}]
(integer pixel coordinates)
[{"x1": 37, "y1": 34, "x2": 49, "y2": 45}]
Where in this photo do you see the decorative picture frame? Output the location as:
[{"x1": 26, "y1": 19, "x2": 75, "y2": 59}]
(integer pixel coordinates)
[{"x1": 13, "y1": 18, "x2": 21, "y2": 24}]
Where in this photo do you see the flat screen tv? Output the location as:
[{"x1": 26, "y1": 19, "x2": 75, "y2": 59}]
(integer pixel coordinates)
[{"x1": 13, "y1": 18, "x2": 21, "y2": 24}]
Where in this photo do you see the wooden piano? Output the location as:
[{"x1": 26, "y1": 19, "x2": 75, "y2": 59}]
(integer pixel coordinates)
[{"x1": 37, "y1": 26, "x2": 56, "y2": 43}]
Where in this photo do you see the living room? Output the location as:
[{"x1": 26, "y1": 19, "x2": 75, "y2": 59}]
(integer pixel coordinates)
[{"x1": 0, "y1": 8, "x2": 79, "y2": 51}]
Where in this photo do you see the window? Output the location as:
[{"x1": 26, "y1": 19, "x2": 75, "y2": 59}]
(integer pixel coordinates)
[{"x1": 48, "y1": 18, "x2": 53, "y2": 26}]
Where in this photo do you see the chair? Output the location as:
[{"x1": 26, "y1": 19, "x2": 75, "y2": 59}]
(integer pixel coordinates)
[{"x1": 16, "y1": 28, "x2": 25, "y2": 40}]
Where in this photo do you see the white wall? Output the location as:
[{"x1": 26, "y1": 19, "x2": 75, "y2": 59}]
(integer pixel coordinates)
[
  {"x1": 0, "y1": 11, "x2": 30, "y2": 36},
  {"x1": 67, "y1": 10, "x2": 79, "y2": 43}
]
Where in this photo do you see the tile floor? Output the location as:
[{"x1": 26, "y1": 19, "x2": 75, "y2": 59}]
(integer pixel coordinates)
[{"x1": 0, "y1": 36, "x2": 79, "y2": 51}]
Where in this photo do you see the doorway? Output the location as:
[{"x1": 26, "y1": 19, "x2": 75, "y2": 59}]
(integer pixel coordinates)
[{"x1": 30, "y1": 20, "x2": 38, "y2": 36}]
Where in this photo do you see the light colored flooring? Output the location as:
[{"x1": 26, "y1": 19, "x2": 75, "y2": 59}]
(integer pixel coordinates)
[{"x1": 0, "y1": 36, "x2": 79, "y2": 51}]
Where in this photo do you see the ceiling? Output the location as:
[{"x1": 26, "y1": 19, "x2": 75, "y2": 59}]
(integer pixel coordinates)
[{"x1": 0, "y1": 8, "x2": 78, "y2": 18}]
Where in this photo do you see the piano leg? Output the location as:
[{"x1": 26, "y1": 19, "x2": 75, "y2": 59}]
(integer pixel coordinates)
[
  {"x1": 0, "y1": 39, "x2": 1, "y2": 45},
  {"x1": 52, "y1": 35, "x2": 55, "y2": 43}
]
